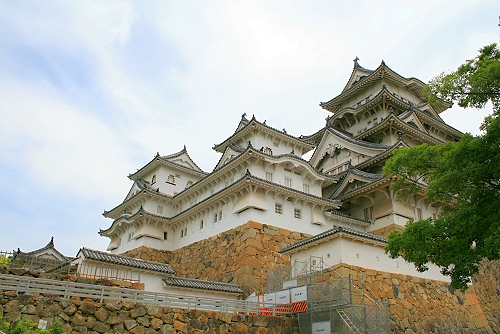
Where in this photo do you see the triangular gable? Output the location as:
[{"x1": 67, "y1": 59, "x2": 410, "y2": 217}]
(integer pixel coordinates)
[
  {"x1": 310, "y1": 127, "x2": 389, "y2": 170},
  {"x1": 330, "y1": 167, "x2": 383, "y2": 199},
  {"x1": 214, "y1": 143, "x2": 246, "y2": 171},
  {"x1": 163, "y1": 147, "x2": 204, "y2": 172},
  {"x1": 399, "y1": 110, "x2": 428, "y2": 133},
  {"x1": 235, "y1": 113, "x2": 250, "y2": 132},
  {"x1": 123, "y1": 179, "x2": 149, "y2": 202},
  {"x1": 342, "y1": 58, "x2": 374, "y2": 93}
]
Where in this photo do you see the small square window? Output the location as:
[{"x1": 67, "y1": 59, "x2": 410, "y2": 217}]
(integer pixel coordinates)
[
  {"x1": 303, "y1": 184, "x2": 309, "y2": 193},
  {"x1": 266, "y1": 172, "x2": 273, "y2": 182},
  {"x1": 214, "y1": 213, "x2": 218, "y2": 223},
  {"x1": 285, "y1": 177, "x2": 292, "y2": 188},
  {"x1": 275, "y1": 203, "x2": 282, "y2": 214},
  {"x1": 163, "y1": 232, "x2": 168, "y2": 240},
  {"x1": 294, "y1": 209, "x2": 301, "y2": 219}
]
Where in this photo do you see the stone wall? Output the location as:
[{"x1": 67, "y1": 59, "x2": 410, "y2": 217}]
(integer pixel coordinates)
[
  {"x1": 122, "y1": 221, "x2": 309, "y2": 295},
  {"x1": 0, "y1": 291, "x2": 299, "y2": 334},
  {"x1": 326, "y1": 263, "x2": 497, "y2": 334}
]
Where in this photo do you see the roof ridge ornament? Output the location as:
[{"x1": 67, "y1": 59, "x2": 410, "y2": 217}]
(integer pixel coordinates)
[
  {"x1": 381, "y1": 59, "x2": 386, "y2": 65},
  {"x1": 353, "y1": 56, "x2": 360, "y2": 68},
  {"x1": 241, "y1": 112, "x2": 247, "y2": 119}
]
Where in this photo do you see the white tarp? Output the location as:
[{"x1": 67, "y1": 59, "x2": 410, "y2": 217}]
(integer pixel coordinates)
[
  {"x1": 291, "y1": 285, "x2": 307, "y2": 302},
  {"x1": 275, "y1": 290, "x2": 290, "y2": 305},
  {"x1": 283, "y1": 279, "x2": 298, "y2": 289},
  {"x1": 312, "y1": 321, "x2": 330, "y2": 333},
  {"x1": 264, "y1": 292, "x2": 276, "y2": 307}
]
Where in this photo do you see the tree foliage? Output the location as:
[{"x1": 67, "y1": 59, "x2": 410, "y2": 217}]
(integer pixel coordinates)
[
  {"x1": 425, "y1": 43, "x2": 500, "y2": 114},
  {"x1": 384, "y1": 44, "x2": 500, "y2": 291}
]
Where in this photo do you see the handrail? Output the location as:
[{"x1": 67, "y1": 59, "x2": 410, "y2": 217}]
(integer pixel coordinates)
[{"x1": 0, "y1": 274, "x2": 290, "y2": 316}]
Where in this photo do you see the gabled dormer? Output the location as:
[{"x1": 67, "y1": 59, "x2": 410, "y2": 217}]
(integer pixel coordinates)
[
  {"x1": 213, "y1": 114, "x2": 315, "y2": 157},
  {"x1": 162, "y1": 146, "x2": 204, "y2": 173},
  {"x1": 213, "y1": 142, "x2": 246, "y2": 171},
  {"x1": 310, "y1": 127, "x2": 389, "y2": 175},
  {"x1": 328, "y1": 165, "x2": 383, "y2": 199},
  {"x1": 341, "y1": 57, "x2": 374, "y2": 93}
]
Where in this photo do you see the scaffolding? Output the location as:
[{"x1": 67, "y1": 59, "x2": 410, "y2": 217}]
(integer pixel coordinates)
[{"x1": 266, "y1": 256, "x2": 390, "y2": 334}]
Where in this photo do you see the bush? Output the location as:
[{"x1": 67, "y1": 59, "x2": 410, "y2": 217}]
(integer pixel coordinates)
[
  {"x1": 0, "y1": 255, "x2": 9, "y2": 268},
  {"x1": 0, "y1": 317, "x2": 67, "y2": 334}
]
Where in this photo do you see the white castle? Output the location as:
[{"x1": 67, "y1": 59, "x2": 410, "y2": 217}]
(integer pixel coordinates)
[{"x1": 100, "y1": 59, "x2": 461, "y2": 282}]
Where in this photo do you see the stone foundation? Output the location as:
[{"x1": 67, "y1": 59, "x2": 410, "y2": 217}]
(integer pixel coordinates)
[
  {"x1": 327, "y1": 263, "x2": 496, "y2": 334},
  {"x1": 122, "y1": 221, "x2": 309, "y2": 295},
  {"x1": 0, "y1": 291, "x2": 299, "y2": 334}
]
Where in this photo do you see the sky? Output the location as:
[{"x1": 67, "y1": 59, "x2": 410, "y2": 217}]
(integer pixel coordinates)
[{"x1": 0, "y1": 1, "x2": 498, "y2": 257}]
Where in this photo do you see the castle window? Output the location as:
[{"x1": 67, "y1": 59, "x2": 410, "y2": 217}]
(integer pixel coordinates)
[
  {"x1": 157, "y1": 205, "x2": 163, "y2": 214},
  {"x1": 128, "y1": 233, "x2": 133, "y2": 242},
  {"x1": 275, "y1": 203, "x2": 282, "y2": 214},
  {"x1": 181, "y1": 229, "x2": 184, "y2": 238},
  {"x1": 163, "y1": 232, "x2": 168, "y2": 240},
  {"x1": 167, "y1": 174, "x2": 176, "y2": 185},
  {"x1": 214, "y1": 213, "x2": 218, "y2": 223},
  {"x1": 285, "y1": 177, "x2": 292, "y2": 188},
  {"x1": 184, "y1": 227, "x2": 187, "y2": 237},
  {"x1": 263, "y1": 147, "x2": 272, "y2": 155},
  {"x1": 218, "y1": 211, "x2": 222, "y2": 221},
  {"x1": 266, "y1": 172, "x2": 273, "y2": 182},
  {"x1": 186, "y1": 180, "x2": 194, "y2": 188},
  {"x1": 364, "y1": 206, "x2": 373, "y2": 221},
  {"x1": 151, "y1": 175, "x2": 156, "y2": 185},
  {"x1": 294, "y1": 209, "x2": 301, "y2": 219},
  {"x1": 200, "y1": 220, "x2": 204, "y2": 229},
  {"x1": 303, "y1": 184, "x2": 309, "y2": 193}
]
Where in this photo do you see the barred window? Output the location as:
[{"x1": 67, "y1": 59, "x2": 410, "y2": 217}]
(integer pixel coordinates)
[{"x1": 275, "y1": 203, "x2": 282, "y2": 214}]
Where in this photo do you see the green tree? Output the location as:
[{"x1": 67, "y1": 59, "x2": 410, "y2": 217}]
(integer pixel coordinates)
[
  {"x1": 384, "y1": 44, "x2": 500, "y2": 291},
  {"x1": 425, "y1": 43, "x2": 500, "y2": 114}
]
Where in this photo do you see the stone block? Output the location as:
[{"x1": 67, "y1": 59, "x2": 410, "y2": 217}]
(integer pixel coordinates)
[
  {"x1": 94, "y1": 307, "x2": 109, "y2": 322},
  {"x1": 92, "y1": 321, "x2": 110, "y2": 333},
  {"x1": 230, "y1": 322, "x2": 249, "y2": 333},
  {"x1": 79, "y1": 302, "x2": 97, "y2": 315},
  {"x1": 130, "y1": 325, "x2": 146, "y2": 334},
  {"x1": 150, "y1": 317, "x2": 163, "y2": 330},
  {"x1": 71, "y1": 313, "x2": 87, "y2": 326},
  {"x1": 145, "y1": 304, "x2": 163, "y2": 318},
  {"x1": 466, "y1": 293, "x2": 479, "y2": 305},
  {"x1": 130, "y1": 306, "x2": 147, "y2": 318},
  {"x1": 123, "y1": 319, "x2": 138, "y2": 330},
  {"x1": 173, "y1": 320, "x2": 188, "y2": 333}
]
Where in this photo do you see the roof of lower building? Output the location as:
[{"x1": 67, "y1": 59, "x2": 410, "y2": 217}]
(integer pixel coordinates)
[
  {"x1": 14, "y1": 237, "x2": 75, "y2": 262},
  {"x1": 280, "y1": 225, "x2": 387, "y2": 254},
  {"x1": 78, "y1": 248, "x2": 176, "y2": 275},
  {"x1": 163, "y1": 276, "x2": 243, "y2": 294}
]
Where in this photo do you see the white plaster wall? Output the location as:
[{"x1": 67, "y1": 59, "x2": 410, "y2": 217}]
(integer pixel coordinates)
[{"x1": 290, "y1": 237, "x2": 450, "y2": 282}]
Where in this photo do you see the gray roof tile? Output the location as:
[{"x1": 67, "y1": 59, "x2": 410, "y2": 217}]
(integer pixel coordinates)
[
  {"x1": 163, "y1": 277, "x2": 243, "y2": 294},
  {"x1": 280, "y1": 225, "x2": 387, "y2": 253},
  {"x1": 79, "y1": 248, "x2": 176, "y2": 275}
]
